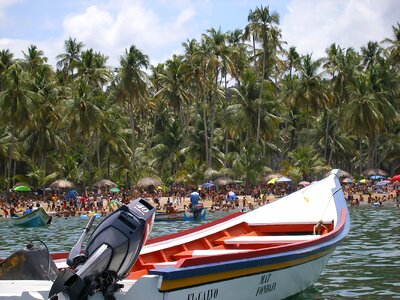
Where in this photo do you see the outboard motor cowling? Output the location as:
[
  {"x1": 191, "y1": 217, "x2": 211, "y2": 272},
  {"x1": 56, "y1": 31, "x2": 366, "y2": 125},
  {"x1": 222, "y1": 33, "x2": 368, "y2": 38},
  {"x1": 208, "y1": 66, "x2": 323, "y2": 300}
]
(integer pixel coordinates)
[{"x1": 49, "y1": 198, "x2": 155, "y2": 300}]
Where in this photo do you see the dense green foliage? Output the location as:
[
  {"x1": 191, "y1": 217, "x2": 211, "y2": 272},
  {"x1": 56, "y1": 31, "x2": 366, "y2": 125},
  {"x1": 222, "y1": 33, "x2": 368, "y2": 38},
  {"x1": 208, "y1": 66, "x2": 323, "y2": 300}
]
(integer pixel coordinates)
[{"x1": 0, "y1": 6, "x2": 399, "y2": 190}]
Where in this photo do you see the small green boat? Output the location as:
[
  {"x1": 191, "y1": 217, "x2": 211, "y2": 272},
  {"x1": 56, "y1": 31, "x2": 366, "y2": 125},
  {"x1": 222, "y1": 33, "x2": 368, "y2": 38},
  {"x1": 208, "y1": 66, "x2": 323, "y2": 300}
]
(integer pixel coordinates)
[{"x1": 11, "y1": 207, "x2": 52, "y2": 227}]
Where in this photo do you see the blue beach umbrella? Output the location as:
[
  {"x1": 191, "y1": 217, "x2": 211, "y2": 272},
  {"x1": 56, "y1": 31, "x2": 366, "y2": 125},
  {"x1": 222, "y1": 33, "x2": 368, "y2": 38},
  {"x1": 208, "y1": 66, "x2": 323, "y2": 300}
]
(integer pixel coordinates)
[
  {"x1": 376, "y1": 180, "x2": 390, "y2": 186},
  {"x1": 65, "y1": 189, "x2": 78, "y2": 200},
  {"x1": 370, "y1": 175, "x2": 385, "y2": 180},
  {"x1": 202, "y1": 182, "x2": 215, "y2": 189}
]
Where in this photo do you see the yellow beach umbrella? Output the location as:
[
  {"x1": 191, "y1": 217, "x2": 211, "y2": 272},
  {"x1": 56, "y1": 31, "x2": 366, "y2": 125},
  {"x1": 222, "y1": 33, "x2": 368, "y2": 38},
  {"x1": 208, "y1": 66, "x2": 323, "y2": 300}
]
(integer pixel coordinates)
[
  {"x1": 267, "y1": 177, "x2": 278, "y2": 185},
  {"x1": 359, "y1": 179, "x2": 368, "y2": 184}
]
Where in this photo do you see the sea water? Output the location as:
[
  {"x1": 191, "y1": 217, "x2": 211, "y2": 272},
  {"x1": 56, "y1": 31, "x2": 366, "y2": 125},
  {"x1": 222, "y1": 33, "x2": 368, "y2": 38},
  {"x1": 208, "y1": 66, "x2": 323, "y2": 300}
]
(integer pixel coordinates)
[{"x1": 0, "y1": 206, "x2": 399, "y2": 299}]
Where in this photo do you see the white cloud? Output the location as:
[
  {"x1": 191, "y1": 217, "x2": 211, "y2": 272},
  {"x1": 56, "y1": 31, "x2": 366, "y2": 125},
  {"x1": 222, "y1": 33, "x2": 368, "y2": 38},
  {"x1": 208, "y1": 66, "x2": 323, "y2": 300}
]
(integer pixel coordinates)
[
  {"x1": 281, "y1": 0, "x2": 400, "y2": 58},
  {"x1": 61, "y1": 0, "x2": 196, "y2": 67}
]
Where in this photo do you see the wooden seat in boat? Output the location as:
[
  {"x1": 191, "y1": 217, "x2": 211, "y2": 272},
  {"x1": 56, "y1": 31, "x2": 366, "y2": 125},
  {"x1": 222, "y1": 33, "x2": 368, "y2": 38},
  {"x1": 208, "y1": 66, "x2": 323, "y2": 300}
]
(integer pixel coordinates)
[
  {"x1": 172, "y1": 249, "x2": 251, "y2": 259},
  {"x1": 221, "y1": 234, "x2": 319, "y2": 245},
  {"x1": 245, "y1": 220, "x2": 334, "y2": 234}
]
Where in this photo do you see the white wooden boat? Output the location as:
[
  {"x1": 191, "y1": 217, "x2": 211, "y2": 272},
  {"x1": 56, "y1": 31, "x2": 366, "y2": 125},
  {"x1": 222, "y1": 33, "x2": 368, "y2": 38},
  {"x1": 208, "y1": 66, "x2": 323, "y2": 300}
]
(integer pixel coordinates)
[
  {"x1": 11, "y1": 207, "x2": 51, "y2": 227},
  {"x1": 0, "y1": 170, "x2": 350, "y2": 299}
]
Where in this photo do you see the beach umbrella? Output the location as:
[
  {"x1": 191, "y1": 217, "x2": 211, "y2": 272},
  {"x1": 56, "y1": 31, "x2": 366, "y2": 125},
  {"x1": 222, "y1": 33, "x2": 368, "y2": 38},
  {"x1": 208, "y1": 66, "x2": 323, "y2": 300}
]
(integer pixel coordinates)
[
  {"x1": 298, "y1": 181, "x2": 310, "y2": 186},
  {"x1": 65, "y1": 189, "x2": 78, "y2": 200},
  {"x1": 276, "y1": 176, "x2": 293, "y2": 183},
  {"x1": 359, "y1": 179, "x2": 368, "y2": 184},
  {"x1": 370, "y1": 175, "x2": 385, "y2": 180},
  {"x1": 137, "y1": 177, "x2": 162, "y2": 189},
  {"x1": 390, "y1": 175, "x2": 400, "y2": 183},
  {"x1": 110, "y1": 187, "x2": 120, "y2": 193},
  {"x1": 12, "y1": 185, "x2": 31, "y2": 192},
  {"x1": 324, "y1": 169, "x2": 352, "y2": 178},
  {"x1": 267, "y1": 177, "x2": 279, "y2": 185},
  {"x1": 93, "y1": 179, "x2": 117, "y2": 188},
  {"x1": 214, "y1": 177, "x2": 234, "y2": 186},
  {"x1": 263, "y1": 173, "x2": 282, "y2": 182},
  {"x1": 202, "y1": 182, "x2": 215, "y2": 189},
  {"x1": 376, "y1": 180, "x2": 390, "y2": 186},
  {"x1": 362, "y1": 168, "x2": 388, "y2": 177},
  {"x1": 50, "y1": 179, "x2": 75, "y2": 189}
]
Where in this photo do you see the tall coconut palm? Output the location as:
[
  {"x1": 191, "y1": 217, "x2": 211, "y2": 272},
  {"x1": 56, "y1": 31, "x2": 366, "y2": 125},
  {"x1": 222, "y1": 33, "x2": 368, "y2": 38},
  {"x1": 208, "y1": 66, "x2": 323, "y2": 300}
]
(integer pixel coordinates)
[
  {"x1": 201, "y1": 27, "x2": 231, "y2": 167},
  {"x1": 56, "y1": 37, "x2": 84, "y2": 77},
  {"x1": 382, "y1": 23, "x2": 400, "y2": 66},
  {"x1": 0, "y1": 49, "x2": 14, "y2": 90},
  {"x1": 22, "y1": 44, "x2": 48, "y2": 74},
  {"x1": 244, "y1": 5, "x2": 280, "y2": 145},
  {"x1": 343, "y1": 73, "x2": 395, "y2": 172},
  {"x1": 23, "y1": 64, "x2": 64, "y2": 169},
  {"x1": 116, "y1": 45, "x2": 149, "y2": 184},
  {"x1": 156, "y1": 55, "x2": 192, "y2": 121},
  {"x1": 0, "y1": 63, "x2": 34, "y2": 189}
]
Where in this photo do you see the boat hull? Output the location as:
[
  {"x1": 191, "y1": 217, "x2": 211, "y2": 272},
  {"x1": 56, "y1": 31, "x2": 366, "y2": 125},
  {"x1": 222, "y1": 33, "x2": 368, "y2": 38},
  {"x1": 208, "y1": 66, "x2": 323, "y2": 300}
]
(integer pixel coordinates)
[
  {"x1": 0, "y1": 250, "x2": 334, "y2": 299},
  {"x1": 11, "y1": 208, "x2": 51, "y2": 227},
  {"x1": 184, "y1": 208, "x2": 207, "y2": 221},
  {"x1": 155, "y1": 208, "x2": 207, "y2": 221},
  {"x1": 155, "y1": 211, "x2": 185, "y2": 221}
]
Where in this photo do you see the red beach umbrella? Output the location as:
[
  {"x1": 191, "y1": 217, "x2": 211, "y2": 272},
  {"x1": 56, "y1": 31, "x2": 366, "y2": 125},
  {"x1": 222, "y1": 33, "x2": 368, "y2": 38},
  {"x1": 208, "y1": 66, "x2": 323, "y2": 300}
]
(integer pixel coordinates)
[{"x1": 390, "y1": 175, "x2": 400, "y2": 183}]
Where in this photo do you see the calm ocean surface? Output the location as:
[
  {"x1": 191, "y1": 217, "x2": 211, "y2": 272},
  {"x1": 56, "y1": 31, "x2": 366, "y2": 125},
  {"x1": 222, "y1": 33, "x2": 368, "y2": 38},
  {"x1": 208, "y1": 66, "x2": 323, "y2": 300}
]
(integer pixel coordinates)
[{"x1": 0, "y1": 205, "x2": 399, "y2": 299}]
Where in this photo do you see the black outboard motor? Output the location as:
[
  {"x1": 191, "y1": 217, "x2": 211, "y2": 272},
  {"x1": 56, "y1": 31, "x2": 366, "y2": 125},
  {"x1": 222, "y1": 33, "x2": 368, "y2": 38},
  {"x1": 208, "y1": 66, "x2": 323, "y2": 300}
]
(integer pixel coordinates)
[{"x1": 49, "y1": 198, "x2": 155, "y2": 300}]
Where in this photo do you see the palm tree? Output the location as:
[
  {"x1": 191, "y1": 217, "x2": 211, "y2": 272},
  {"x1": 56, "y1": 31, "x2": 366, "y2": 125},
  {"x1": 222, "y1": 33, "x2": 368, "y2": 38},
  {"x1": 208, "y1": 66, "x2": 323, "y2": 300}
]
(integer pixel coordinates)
[
  {"x1": 287, "y1": 145, "x2": 328, "y2": 181},
  {"x1": 295, "y1": 54, "x2": 331, "y2": 140},
  {"x1": 56, "y1": 37, "x2": 84, "y2": 77},
  {"x1": 156, "y1": 55, "x2": 192, "y2": 121},
  {"x1": 0, "y1": 62, "x2": 33, "y2": 189},
  {"x1": 201, "y1": 27, "x2": 231, "y2": 167},
  {"x1": 382, "y1": 23, "x2": 400, "y2": 66},
  {"x1": 115, "y1": 45, "x2": 149, "y2": 184},
  {"x1": 343, "y1": 73, "x2": 395, "y2": 172},
  {"x1": 0, "y1": 49, "x2": 14, "y2": 90},
  {"x1": 22, "y1": 44, "x2": 48, "y2": 74},
  {"x1": 361, "y1": 41, "x2": 382, "y2": 71},
  {"x1": 23, "y1": 64, "x2": 64, "y2": 169},
  {"x1": 244, "y1": 5, "x2": 280, "y2": 145}
]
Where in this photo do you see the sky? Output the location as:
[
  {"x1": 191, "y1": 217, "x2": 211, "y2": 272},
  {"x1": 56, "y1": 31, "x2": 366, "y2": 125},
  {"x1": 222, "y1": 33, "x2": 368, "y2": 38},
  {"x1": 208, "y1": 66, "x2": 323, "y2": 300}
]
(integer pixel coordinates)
[{"x1": 0, "y1": 0, "x2": 399, "y2": 68}]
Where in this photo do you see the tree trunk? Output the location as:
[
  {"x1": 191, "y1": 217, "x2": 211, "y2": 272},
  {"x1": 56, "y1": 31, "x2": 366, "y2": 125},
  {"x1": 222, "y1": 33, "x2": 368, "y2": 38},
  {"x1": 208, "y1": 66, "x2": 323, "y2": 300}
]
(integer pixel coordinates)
[
  {"x1": 359, "y1": 135, "x2": 363, "y2": 175},
  {"x1": 202, "y1": 89, "x2": 209, "y2": 166},
  {"x1": 256, "y1": 50, "x2": 267, "y2": 145},
  {"x1": 367, "y1": 135, "x2": 374, "y2": 168},
  {"x1": 128, "y1": 103, "x2": 136, "y2": 189}
]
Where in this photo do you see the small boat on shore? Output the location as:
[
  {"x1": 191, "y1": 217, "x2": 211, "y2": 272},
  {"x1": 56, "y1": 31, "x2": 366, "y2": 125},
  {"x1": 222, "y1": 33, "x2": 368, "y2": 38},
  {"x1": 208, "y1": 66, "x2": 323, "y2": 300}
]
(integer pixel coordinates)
[
  {"x1": 155, "y1": 210, "x2": 185, "y2": 221},
  {"x1": 183, "y1": 206, "x2": 206, "y2": 221},
  {"x1": 0, "y1": 170, "x2": 350, "y2": 299},
  {"x1": 11, "y1": 207, "x2": 52, "y2": 227},
  {"x1": 155, "y1": 207, "x2": 207, "y2": 221}
]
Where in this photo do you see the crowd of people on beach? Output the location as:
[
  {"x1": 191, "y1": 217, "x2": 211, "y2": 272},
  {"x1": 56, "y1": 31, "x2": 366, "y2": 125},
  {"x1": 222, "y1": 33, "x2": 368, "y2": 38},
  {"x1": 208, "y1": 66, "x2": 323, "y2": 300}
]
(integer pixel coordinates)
[
  {"x1": 1, "y1": 178, "x2": 399, "y2": 219},
  {"x1": 0, "y1": 182, "x2": 296, "y2": 219}
]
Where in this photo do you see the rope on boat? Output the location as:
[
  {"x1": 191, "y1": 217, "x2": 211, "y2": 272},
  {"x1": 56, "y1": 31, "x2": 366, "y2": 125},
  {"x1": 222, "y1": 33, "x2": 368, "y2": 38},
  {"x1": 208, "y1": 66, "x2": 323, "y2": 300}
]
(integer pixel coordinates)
[{"x1": 314, "y1": 185, "x2": 343, "y2": 235}]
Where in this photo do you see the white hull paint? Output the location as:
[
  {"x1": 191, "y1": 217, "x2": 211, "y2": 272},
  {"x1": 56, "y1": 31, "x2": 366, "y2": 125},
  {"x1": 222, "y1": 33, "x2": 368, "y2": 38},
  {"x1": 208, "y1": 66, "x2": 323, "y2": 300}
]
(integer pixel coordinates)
[{"x1": 0, "y1": 250, "x2": 334, "y2": 300}]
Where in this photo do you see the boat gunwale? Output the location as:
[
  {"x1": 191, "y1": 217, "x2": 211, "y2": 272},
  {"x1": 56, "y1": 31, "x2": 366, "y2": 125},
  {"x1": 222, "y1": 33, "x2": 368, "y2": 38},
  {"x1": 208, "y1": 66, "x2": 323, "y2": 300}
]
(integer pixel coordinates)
[
  {"x1": 173, "y1": 208, "x2": 347, "y2": 269},
  {"x1": 149, "y1": 207, "x2": 348, "y2": 280}
]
